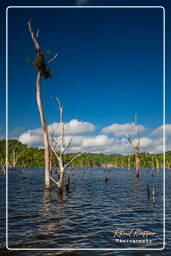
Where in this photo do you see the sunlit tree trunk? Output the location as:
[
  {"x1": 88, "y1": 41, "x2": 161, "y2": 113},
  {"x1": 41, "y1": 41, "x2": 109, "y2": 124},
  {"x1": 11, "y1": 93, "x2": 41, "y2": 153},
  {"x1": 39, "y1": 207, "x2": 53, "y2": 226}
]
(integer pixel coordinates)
[
  {"x1": 28, "y1": 21, "x2": 58, "y2": 189},
  {"x1": 135, "y1": 151, "x2": 140, "y2": 177},
  {"x1": 36, "y1": 71, "x2": 50, "y2": 189},
  {"x1": 127, "y1": 116, "x2": 141, "y2": 178},
  {"x1": 128, "y1": 155, "x2": 130, "y2": 171},
  {"x1": 11, "y1": 146, "x2": 22, "y2": 168}
]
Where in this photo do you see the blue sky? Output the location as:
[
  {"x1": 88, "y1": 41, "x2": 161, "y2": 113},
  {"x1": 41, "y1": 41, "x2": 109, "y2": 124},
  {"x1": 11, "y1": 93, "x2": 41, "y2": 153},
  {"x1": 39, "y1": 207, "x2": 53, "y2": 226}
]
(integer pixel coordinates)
[
  {"x1": 8, "y1": 7, "x2": 163, "y2": 127},
  {"x1": 1, "y1": 1, "x2": 171, "y2": 153}
]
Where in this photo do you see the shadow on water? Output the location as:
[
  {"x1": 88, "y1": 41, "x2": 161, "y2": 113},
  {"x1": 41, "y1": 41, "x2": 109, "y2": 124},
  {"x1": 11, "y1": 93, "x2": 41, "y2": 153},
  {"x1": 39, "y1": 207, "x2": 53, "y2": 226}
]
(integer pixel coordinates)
[{"x1": 0, "y1": 167, "x2": 170, "y2": 255}]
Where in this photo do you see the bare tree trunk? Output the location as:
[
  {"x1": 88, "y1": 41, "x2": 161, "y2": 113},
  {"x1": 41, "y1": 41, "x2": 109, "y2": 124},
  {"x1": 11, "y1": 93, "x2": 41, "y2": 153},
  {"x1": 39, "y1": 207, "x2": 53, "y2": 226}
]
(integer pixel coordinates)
[
  {"x1": 135, "y1": 152, "x2": 140, "y2": 177},
  {"x1": 128, "y1": 155, "x2": 130, "y2": 171},
  {"x1": 36, "y1": 71, "x2": 50, "y2": 189},
  {"x1": 27, "y1": 21, "x2": 58, "y2": 189},
  {"x1": 12, "y1": 151, "x2": 16, "y2": 167},
  {"x1": 57, "y1": 161, "x2": 64, "y2": 193},
  {"x1": 127, "y1": 116, "x2": 141, "y2": 178}
]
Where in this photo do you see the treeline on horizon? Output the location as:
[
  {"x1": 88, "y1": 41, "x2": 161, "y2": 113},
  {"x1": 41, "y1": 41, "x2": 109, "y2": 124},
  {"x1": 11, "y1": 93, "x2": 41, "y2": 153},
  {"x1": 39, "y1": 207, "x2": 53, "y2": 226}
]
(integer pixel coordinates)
[{"x1": 0, "y1": 139, "x2": 171, "y2": 168}]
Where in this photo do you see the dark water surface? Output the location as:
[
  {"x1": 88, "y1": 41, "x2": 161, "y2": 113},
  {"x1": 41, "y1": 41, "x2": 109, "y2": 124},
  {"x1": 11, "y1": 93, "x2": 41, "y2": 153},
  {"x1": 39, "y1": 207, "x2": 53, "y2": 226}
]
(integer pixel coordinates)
[{"x1": 0, "y1": 167, "x2": 171, "y2": 255}]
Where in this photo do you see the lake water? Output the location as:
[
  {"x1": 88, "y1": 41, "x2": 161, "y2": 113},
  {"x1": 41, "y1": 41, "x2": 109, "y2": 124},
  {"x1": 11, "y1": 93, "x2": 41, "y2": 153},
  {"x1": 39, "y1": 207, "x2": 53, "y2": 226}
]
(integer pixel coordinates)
[{"x1": 0, "y1": 167, "x2": 171, "y2": 255}]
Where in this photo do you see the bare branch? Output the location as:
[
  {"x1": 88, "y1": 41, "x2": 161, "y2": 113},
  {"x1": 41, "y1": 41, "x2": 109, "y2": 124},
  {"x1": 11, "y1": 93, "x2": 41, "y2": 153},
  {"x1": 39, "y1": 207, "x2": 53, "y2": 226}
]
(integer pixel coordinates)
[
  {"x1": 36, "y1": 29, "x2": 39, "y2": 38},
  {"x1": 137, "y1": 131, "x2": 141, "y2": 149},
  {"x1": 127, "y1": 135, "x2": 133, "y2": 146},
  {"x1": 56, "y1": 96, "x2": 61, "y2": 110},
  {"x1": 47, "y1": 53, "x2": 59, "y2": 65},
  {"x1": 56, "y1": 96, "x2": 64, "y2": 123},
  {"x1": 64, "y1": 152, "x2": 83, "y2": 168},
  {"x1": 52, "y1": 137, "x2": 62, "y2": 150},
  {"x1": 134, "y1": 114, "x2": 140, "y2": 142},
  {"x1": 134, "y1": 114, "x2": 137, "y2": 125},
  {"x1": 49, "y1": 124, "x2": 62, "y2": 151},
  {"x1": 15, "y1": 151, "x2": 23, "y2": 161},
  {"x1": 50, "y1": 144, "x2": 60, "y2": 160},
  {"x1": 49, "y1": 124, "x2": 55, "y2": 140},
  {"x1": 61, "y1": 122, "x2": 65, "y2": 149},
  {"x1": 50, "y1": 176, "x2": 59, "y2": 186},
  {"x1": 27, "y1": 21, "x2": 40, "y2": 50},
  {"x1": 56, "y1": 96, "x2": 65, "y2": 150},
  {"x1": 127, "y1": 115, "x2": 141, "y2": 152},
  {"x1": 61, "y1": 138, "x2": 72, "y2": 156}
]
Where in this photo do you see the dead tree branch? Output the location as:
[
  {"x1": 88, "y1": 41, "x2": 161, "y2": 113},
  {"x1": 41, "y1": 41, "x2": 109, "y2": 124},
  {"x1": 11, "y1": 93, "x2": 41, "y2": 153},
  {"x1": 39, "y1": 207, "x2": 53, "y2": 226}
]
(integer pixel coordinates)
[
  {"x1": 127, "y1": 116, "x2": 141, "y2": 177},
  {"x1": 49, "y1": 97, "x2": 82, "y2": 193},
  {"x1": 47, "y1": 53, "x2": 59, "y2": 64},
  {"x1": 64, "y1": 152, "x2": 83, "y2": 168},
  {"x1": 27, "y1": 21, "x2": 40, "y2": 50}
]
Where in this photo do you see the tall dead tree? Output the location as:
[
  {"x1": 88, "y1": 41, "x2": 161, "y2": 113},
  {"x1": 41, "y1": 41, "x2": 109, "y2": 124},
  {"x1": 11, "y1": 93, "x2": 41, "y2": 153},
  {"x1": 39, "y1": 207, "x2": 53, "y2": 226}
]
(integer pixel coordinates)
[
  {"x1": 50, "y1": 97, "x2": 82, "y2": 194},
  {"x1": 127, "y1": 118, "x2": 141, "y2": 177},
  {"x1": 27, "y1": 21, "x2": 58, "y2": 189}
]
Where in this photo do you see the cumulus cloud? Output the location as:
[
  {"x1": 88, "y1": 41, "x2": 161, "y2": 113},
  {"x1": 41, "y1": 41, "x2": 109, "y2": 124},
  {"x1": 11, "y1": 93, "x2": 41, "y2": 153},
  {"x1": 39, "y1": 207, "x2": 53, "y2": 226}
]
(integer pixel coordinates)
[
  {"x1": 19, "y1": 128, "x2": 130, "y2": 154},
  {"x1": 48, "y1": 119, "x2": 95, "y2": 136},
  {"x1": 102, "y1": 122, "x2": 146, "y2": 137},
  {"x1": 19, "y1": 132, "x2": 44, "y2": 147},
  {"x1": 17, "y1": 120, "x2": 170, "y2": 154},
  {"x1": 18, "y1": 119, "x2": 96, "y2": 147},
  {"x1": 152, "y1": 124, "x2": 171, "y2": 137},
  {"x1": 60, "y1": 135, "x2": 129, "y2": 154},
  {"x1": 18, "y1": 131, "x2": 168, "y2": 154},
  {"x1": 68, "y1": 135, "x2": 170, "y2": 154},
  {"x1": 132, "y1": 137, "x2": 152, "y2": 148}
]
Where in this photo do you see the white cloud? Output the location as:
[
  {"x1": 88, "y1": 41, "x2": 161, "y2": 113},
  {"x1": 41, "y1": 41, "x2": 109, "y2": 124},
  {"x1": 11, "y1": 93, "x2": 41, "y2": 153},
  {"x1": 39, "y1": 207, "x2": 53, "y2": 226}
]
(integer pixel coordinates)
[
  {"x1": 65, "y1": 135, "x2": 128, "y2": 154},
  {"x1": 152, "y1": 124, "x2": 171, "y2": 136},
  {"x1": 18, "y1": 119, "x2": 95, "y2": 147},
  {"x1": 19, "y1": 119, "x2": 95, "y2": 142},
  {"x1": 82, "y1": 135, "x2": 113, "y2": 148},
  {"x1": 17, "y1": 120, "x2": 170, "y2": 154},
  {"x1": 18, "y1": 131, "x2": 169, "y2": 154},
  {"x1": 102, "y1": 122, "x2": 146, "y2": 137},
  {"x1": 48, "y1": 119, "x2": 95, "y2": 136},
  {"x1": 19, "y1": 132, "x2": 44, "y2": 147},
  {"x1": 132, "y1": 137, "x2": 152, "y2": 148}
]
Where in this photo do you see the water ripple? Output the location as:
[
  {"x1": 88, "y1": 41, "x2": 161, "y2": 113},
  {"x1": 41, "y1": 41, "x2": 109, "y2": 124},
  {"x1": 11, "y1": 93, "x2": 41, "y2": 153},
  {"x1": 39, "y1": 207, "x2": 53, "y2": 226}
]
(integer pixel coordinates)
[{"x1": 0, "y1": 167, "x2": 170, "y2": 255}]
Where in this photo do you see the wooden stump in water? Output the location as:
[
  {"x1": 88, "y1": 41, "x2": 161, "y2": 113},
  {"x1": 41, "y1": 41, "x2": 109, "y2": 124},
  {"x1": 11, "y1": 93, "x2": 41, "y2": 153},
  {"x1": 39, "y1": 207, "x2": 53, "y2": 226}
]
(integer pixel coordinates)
[
  {"x1": 147, "y1": 184, "x2": 150, "y2": 199},
  {"x1": 105, "y1": 176, "x2": 110, "y2": 182},
  {"x1": 66, "y1": 176, "x2": 71, "y2": 192}
]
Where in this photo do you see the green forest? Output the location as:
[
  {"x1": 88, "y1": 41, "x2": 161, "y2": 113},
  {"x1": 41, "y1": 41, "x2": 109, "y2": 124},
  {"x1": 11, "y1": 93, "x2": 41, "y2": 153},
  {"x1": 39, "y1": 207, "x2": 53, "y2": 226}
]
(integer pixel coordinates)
[{"x1": 0, "y1": 139, "x2": 171, "y2": 168}]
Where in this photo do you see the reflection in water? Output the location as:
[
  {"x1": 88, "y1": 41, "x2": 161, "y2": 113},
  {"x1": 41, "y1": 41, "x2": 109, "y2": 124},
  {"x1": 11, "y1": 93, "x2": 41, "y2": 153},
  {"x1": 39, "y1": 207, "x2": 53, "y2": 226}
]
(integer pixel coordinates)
[
  {"x1": 0, "y1": 167, "x2": 168, "y2": 252},
  {"x1": 36, "y1": 189, "x2": 69, "y2": 248}
]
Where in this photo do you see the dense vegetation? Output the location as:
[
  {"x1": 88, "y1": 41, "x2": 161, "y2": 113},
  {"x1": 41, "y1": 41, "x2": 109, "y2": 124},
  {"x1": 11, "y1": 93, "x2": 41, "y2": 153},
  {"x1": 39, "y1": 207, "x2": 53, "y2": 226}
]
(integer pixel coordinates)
[{"x1": 0, "y1": 140, "x2": 171, "y2": 168}]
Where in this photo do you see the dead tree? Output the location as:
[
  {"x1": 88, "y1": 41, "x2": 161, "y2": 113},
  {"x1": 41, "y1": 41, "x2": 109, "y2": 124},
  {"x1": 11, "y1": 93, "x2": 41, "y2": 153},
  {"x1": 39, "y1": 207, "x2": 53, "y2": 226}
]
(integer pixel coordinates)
[
  {"x1": 128, "y1": 155, "x2": 130, "y2": 171},
  {"x1": 9, "y1": 143, "x2": 23, "y2": 168},
  {"x1": 50, "y1": 97, "x2": 82, "y2": 194},
  {"x1": 27, "y1": 21, "x2": 58, "y2": 190},
  {"x1": 11, "y1": 150, "x2": 22, "y2": 168},
  {"x1": 127, "y1": 119, "x2": 141, "y2": 177}
]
